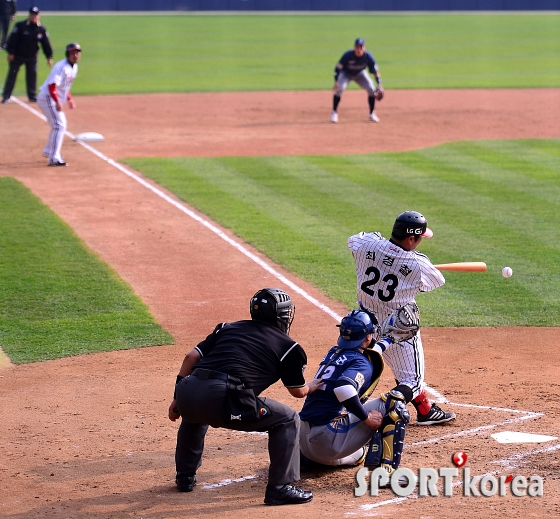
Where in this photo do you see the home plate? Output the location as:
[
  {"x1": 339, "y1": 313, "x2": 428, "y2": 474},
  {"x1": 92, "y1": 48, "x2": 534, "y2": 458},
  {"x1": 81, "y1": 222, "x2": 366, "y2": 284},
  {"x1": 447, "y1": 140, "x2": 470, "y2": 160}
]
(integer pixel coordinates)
[
  {"x1": 74, "y1": 132, "x2": 104, "y2": 142},
  {"x1": 491, "y1": 431, "x2": 557, "y2": 444}
]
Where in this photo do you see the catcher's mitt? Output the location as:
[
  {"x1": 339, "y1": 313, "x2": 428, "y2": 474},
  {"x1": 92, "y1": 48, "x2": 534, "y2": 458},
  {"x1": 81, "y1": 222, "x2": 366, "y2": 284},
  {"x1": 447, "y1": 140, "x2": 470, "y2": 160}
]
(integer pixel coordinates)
[
  {"x1": 379, "y1": 302, "x2": 420, "y2": 343},
  {"x1": 374, "y1": 89, "x2": 384, "y2": 101}
]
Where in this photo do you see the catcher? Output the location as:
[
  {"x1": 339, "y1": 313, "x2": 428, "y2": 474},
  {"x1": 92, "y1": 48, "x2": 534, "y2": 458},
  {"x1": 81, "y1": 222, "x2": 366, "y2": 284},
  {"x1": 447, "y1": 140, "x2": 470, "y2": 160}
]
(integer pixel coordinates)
[
  {"x1": 331, "y1": 37, "x2": 384, "y2": 124},
  {"x1": 299, "y1": 307, "x2": 417, "y2": 484}
]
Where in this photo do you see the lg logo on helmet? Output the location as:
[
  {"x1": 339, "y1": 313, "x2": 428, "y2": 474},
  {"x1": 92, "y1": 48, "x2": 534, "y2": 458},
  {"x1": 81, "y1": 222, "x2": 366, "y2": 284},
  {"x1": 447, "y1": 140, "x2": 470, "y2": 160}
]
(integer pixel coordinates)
[{"x1": 407, "y1": 228, "x2": 423, "y2": 235}]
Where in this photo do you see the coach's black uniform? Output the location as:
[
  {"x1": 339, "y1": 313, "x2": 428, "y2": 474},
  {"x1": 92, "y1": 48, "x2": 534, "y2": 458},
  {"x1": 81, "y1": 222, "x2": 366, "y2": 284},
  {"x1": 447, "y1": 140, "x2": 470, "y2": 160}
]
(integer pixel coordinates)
[
  {"x1": 0, "y1": 0, "x2": 16, "y2": 49},
  {"x1": 175, "y1": 319, "x2": 307, "y2": 486},
  {"x1": 2, "y1": 16, "x2": 52, "y2": 102}
]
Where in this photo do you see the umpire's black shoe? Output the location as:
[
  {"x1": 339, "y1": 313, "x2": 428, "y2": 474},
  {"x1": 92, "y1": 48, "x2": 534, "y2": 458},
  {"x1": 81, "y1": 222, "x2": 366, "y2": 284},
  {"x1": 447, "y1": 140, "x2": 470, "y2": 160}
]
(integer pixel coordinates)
[
  {"x1": 416, "y1": 404, "x2": 456, "y2": 425},
  {"x1": 176, "y1": 473, "x2": 196, "y2": 492},
  {"x1": 264, "y1": 484, "x2": 313, "y2": 505}
]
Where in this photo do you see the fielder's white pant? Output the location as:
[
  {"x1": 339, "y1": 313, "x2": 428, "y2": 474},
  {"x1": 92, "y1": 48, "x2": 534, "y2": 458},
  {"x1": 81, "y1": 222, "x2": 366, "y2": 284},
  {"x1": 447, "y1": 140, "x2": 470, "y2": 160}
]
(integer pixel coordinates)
[
  {"x1": 334, "y1": 69, "x2": 377, "y2": 97},
  {"x1": 37, "y1": 94, "x2": 67, "y2": 164}
]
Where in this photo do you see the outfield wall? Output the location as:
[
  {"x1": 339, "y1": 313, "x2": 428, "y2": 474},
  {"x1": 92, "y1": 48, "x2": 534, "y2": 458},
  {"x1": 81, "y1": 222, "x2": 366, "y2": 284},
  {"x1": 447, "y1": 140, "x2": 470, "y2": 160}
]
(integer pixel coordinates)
[{"x1": 35, "y1": 1, "x2": 560, "y2": 11}]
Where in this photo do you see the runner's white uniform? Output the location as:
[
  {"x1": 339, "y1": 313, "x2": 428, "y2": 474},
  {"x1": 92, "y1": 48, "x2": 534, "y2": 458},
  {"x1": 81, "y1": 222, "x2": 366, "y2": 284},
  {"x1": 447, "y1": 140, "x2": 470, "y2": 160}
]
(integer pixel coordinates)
[
  {"x1": 37, "y1": 57, "x2": 78, "y2": 164},
  {"x1": 348, "y1": 231, "x2": 445, "y2": 397}
]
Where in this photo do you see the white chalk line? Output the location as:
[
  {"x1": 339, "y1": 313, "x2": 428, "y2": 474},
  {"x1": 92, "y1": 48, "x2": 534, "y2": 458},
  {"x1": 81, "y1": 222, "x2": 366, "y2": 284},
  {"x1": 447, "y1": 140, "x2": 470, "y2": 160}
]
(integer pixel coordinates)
[
  {"x1": 13, "y1": 97, "x2": 549, "y2": 494},
  {"x1": 203, "y1": 474, "x2": 258, "y2": 489},
  {"x1": 350, "y1": 442, "x2": 560, "y2": 513}
]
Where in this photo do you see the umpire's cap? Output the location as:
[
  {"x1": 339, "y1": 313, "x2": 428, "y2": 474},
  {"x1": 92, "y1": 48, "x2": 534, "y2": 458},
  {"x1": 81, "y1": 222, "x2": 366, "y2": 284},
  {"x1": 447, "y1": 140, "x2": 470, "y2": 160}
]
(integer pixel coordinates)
[
  {"x1": 337, "y1": 310, "x2": 375, "y2": 350},
  {"x1": 354, "y1": 37, "x2": 365, "y2": 47},
  {"x1": 392, "y1": 211, "x2": 433, "y2": 240},
  {"x1": 65, "y1": 42, "x2": 82, "y2": 58}
]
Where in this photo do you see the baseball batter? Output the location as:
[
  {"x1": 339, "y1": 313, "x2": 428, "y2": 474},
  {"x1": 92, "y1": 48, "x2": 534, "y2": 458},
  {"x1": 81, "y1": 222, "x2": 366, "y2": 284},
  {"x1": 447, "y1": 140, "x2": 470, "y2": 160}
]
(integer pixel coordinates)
[
  {"x1": 331, "y1": 37, "x2": 384, "y2": 124},
  {"x1": 37, "y1": 42, "x2": 81, "y2": 167},
  {"x1": 299, "y1": 310, "x2": 411, "y2": 484},
  {"x1": 348, "y1": 211, "x2": 456, "y2": 425}
]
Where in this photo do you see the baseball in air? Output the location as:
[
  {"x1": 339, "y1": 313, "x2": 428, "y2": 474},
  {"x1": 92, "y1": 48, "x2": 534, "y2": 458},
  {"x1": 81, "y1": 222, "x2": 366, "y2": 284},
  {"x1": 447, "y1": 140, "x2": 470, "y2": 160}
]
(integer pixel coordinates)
[{"x1": 502, "y1": 267, "x2": 513, "y2": 278}]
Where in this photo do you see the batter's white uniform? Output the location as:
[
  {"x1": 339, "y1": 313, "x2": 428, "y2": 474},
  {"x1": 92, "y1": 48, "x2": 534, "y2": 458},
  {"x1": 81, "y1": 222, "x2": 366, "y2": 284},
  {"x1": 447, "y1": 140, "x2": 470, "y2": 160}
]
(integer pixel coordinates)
[
  {"x1": 37, "y1": 57, "x2": 78, "y2": 164},
  {"x1": 348, "y1": 232, "x2": 445, "y2": 397}
]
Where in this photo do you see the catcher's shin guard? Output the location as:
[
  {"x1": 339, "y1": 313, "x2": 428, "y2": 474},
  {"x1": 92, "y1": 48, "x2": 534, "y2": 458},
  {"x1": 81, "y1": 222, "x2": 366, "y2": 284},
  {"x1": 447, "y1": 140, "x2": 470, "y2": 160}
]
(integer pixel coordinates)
[{"x1": 365, "y1": 390, "x2": 410, "y2": 470}]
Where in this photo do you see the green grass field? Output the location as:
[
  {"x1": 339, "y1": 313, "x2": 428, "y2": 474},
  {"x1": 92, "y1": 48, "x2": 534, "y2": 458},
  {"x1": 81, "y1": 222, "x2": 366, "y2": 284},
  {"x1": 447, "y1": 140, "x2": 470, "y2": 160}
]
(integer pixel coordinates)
[
  {"x1": 2, "y1": 13, "x2": 559, "y2": 95},
  {"x1": 0, "y1": 178, "x2": 173, "y2": 364},
  {"x1": 124, "y1": 139, "x2": 560, "y2": 327}
]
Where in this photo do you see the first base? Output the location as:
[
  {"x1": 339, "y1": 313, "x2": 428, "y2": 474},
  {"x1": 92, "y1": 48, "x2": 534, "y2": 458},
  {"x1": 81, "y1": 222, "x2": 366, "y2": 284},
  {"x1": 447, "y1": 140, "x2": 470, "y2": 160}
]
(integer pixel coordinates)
[{"x1": 74, "y1": 132, "x2": 104, "y2": 142}]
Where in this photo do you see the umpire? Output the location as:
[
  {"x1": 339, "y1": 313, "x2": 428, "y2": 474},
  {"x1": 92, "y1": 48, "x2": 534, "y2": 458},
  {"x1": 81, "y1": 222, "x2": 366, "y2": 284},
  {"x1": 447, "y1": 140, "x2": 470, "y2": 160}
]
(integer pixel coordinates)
[
  {"x1": 1, "y1": 6, "x2": 52, "y2": 104},
  {"x1": 0, "y1": 0, "x2": 16, "y2": 50},
  {"x1": 168, "y1": 288, "x2": 322, "y2": 506}
]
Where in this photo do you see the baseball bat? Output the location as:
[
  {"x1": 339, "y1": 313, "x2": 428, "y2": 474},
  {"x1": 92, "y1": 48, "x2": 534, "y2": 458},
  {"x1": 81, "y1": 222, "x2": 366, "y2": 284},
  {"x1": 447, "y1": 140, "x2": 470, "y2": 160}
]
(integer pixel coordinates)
[{"x1": 434, "y1": 262, "x2": 487, "y2": 272}]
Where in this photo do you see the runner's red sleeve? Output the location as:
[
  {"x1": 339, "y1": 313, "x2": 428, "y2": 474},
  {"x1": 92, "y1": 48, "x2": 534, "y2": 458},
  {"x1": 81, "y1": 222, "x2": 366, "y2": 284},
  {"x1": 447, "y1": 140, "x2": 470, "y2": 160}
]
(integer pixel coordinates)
[{"x1": 48, "y1": 83, "x2": 59, "y2": 102}]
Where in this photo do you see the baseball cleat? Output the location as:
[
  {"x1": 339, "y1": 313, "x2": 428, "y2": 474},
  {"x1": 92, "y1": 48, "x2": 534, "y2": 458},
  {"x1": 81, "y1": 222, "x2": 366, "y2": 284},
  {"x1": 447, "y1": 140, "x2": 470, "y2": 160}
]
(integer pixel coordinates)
[
  {"x1": 264, "y1": 484, "x2": 313, "y2": 505},
  {"x1": 1, "y1": 97, "x2": 10, "y2": 104},
  {"x1": 176, "y1": 473, "x2": 196, "y2": 492},
  {"x1": 415, "y1": 404, "x2": 456, "y2": 425},
  {"x1": 48, "y1": 160, "x2": 68, "y2": 167},
  {"x1": 369, "y1": 112, "x2": 380, "y2": 123},
  {"x1": 331, "y1": 111, "x2": 338, "y2": 123}
]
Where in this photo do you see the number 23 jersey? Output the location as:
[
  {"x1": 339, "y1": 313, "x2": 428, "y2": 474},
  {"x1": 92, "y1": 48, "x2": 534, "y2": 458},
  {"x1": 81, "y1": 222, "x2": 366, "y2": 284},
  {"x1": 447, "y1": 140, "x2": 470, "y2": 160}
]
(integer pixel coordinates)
[{"x1": 348, "y1": 232, "x2": 445, "y2": 320}]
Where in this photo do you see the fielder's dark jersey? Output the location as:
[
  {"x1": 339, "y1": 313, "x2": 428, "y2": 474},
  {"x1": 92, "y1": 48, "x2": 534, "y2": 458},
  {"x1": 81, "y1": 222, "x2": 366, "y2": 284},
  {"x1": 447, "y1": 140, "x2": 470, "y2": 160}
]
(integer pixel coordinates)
[
  {"x1": 334, "y1": 50, "x2": 378, "y2": 80},
  {"x1": 299, "y1": 346, "x2": 375, "y2": 425},
  {"x1": 194, "y1": 320, "x2": 307, "y2": 395},
  {"x1": 6, "y1": 19, "x2": 52, "y2": 59}
]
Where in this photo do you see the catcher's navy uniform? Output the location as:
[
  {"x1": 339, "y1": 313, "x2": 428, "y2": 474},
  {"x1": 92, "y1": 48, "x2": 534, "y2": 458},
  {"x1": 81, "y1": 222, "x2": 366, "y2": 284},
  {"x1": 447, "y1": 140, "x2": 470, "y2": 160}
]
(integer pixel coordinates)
[{"x1": 299, "y1": 311, "x2": 409, "y2": 471}]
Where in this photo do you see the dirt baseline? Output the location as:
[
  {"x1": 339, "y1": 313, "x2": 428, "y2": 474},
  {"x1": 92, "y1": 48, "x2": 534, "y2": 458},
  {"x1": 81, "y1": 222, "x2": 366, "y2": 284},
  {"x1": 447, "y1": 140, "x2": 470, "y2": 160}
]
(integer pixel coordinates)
[{"x1": 0, "y1": 89, "x2": 560, "y2": 519}]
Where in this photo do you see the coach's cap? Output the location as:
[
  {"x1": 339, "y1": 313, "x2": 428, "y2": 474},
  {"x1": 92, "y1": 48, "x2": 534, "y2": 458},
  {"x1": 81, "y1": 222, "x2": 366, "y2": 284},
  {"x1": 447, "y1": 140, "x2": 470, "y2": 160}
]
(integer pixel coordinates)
[
  {"x1": 29, "y1": 6, "x2": 40, "y2": 13},
  {"x1": 354, "y1": 37, "x2": 365, "y2": 47}
]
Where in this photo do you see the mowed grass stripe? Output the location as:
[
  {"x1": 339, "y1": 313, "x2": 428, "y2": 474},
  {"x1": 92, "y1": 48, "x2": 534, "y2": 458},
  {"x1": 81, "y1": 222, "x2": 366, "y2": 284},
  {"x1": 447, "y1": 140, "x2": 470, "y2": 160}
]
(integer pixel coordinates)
[
  {"x1": 124, "y1": 139, "x2": 560, "y2": 326},
  {"x1": 0, "y1": 178, "x2": 173, "y2": 364},
  {"x1": 4, "y1": 14, "x2": 558, "y2": 96}
]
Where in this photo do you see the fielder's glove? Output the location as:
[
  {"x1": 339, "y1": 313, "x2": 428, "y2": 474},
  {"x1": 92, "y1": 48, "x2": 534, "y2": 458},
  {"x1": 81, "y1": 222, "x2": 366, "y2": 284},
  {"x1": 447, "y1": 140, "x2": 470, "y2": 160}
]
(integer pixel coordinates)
[
  {"x1": 379, "y1": 302, "x2": 420, "y2": 343},
  {"x1": 374, "y1": 89, "x2": 384, "y2": 101}
]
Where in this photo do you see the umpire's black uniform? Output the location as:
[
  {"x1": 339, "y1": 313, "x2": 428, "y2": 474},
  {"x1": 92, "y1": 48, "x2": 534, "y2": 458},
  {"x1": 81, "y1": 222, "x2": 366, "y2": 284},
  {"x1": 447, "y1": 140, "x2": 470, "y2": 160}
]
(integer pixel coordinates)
[
  {"x1": 2, "y1": 9, "x2": 52, "y2": 102},
  {"x1": 0, "y1": 0, "x2": 16, "y2": 49},
  {"x1": 174, "y1": 319, "x2": 307, "y2": 487}
]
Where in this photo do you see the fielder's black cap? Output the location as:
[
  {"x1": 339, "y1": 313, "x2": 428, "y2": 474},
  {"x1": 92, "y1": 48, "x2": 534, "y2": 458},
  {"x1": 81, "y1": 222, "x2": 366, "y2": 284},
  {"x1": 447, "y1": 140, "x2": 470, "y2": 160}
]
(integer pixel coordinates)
[
  {"x1": 29, "y1": 6, "x2": 40, "y2": 13},
  {"x1": 355, "y1": 37, "x2": 365, "y2": 46}
]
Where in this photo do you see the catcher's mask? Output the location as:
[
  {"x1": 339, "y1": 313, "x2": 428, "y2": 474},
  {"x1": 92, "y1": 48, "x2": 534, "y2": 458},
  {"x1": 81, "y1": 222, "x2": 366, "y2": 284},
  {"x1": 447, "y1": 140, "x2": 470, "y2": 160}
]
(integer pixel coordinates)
[
  {"x1": 65, "y1": 42, "x2": 82, "y2": 58},
  {"x1": 392, "y1": 210, "x2": 433, "y2": 240},
  {"x1": 250, "y1": 288, "x2": 295, "y2": 334},
  {"x1": 336, "y1": 310, "x2": 375, "y2": 350}
]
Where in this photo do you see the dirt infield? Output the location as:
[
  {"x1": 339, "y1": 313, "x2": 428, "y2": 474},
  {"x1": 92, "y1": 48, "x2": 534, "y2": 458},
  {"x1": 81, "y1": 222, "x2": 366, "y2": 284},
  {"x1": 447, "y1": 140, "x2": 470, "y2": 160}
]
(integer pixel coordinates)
[{"x1": 1, "y1": 89, "x2": 560, "y2": 518}]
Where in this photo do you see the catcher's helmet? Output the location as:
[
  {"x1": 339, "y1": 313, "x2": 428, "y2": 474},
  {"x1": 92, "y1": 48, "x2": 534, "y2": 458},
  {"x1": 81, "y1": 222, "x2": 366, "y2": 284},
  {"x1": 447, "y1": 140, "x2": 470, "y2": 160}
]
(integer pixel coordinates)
[
  {"x1": 337, "y1": 310, "x2": 375, "y2": 350},
  {"x1": 391, "y1": 211, "x2": 433, "y2": 240},
  {"x1": 65, "y1": 42, "x2": 82, "y2": 58},
  {"x1": 250, "y1": 288, "x2": 295, "y2": 334}
]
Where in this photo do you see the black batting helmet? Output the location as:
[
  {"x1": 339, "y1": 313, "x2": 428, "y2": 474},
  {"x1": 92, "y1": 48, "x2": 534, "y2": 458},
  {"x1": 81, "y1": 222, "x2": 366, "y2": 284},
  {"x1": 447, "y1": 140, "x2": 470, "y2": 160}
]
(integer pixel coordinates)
[
  {"x1": 391, "y1": 211, "x2": 433, "y2": 240},
  {"x1": 65, "y1": 42, "x2": 82, "y2": 58},
  {"x1": 250, "y1": 288, "x2": 295, "y2": 334}
]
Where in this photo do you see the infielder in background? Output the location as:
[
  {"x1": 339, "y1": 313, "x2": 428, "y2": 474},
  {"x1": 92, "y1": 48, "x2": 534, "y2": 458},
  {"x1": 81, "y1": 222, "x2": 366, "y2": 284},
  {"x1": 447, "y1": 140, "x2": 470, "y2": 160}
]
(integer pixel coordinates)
[
  {"x1": 348, "y1": 211, "x2": 456, "y2": 425},
  {"x1": 299, "y1": 310, "x2": 412, "y2": 484},
  {"x1": 168, "y1": 288, "x2": 322, "y2": 506},
  {"x1": 331, "y1": 37, "x2": 384, "y2": 124},
  {"x1": 37, "y1": 42, "x2": 81, "y2": 167},
  {"x1": 0, "y1": 0, "x2": 16, "y2": 50}
]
